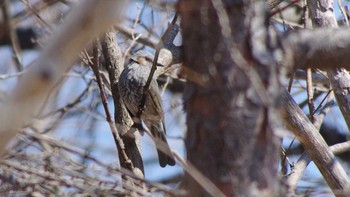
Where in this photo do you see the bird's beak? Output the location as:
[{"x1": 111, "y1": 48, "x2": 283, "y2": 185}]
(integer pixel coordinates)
[{"x1": 143, "y1": 56, "x2": 165, "y2": 67}]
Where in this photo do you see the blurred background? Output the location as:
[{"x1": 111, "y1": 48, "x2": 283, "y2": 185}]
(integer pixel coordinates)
[{"x1": 0, "y1": 0, "x2": 350, "y2": 196}]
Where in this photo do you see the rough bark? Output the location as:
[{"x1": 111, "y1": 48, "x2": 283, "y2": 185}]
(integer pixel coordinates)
[
  {"x1": 280, "y1": 90, "x2": 350, "y2": 196},
  {"x1": 100, "y1": 18, "x2": 182, "y2": 176},
  {"x1": 283, "y1": 1, "x2": 350, "y2": 195},
  {"x1": 179, "y1": 1, "x2": 281, "y2": 196},
  {"x1": 283, "y1": 28, "x2": 350, "y2": 71},
  {"x1": 101, "y1": 30, "x2": 144, "y2": 177},
  {"x1": 307, "y1": 0, "x2": 350, "y2": 131}
]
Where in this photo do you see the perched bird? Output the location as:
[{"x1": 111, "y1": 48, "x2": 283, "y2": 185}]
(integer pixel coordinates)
[{"x1": 118, "y1": 50, "x2": 176, "y2": 167}]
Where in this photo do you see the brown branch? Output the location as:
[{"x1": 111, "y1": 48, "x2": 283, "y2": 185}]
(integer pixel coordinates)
[
  {"x1": 100, "y1": 30, "x2": 144, "y2": 178},
  {"x1": 284, "y1": 2, "x2": 350, "y2": 195},
  {"x1": 279, "y1": 89, "x2": 350, "y2": 195},
  {"x1": 330, "y1": 141, "x2": 350, "y2": 154},
  {"x1": 0, "y1": 0, "x2": 59, "y2": 44},
  {"x1": 137, "y1": 13, "x2": 180, "y2": 118},
  {"x1": 0, "y1": 0, "x2": 23, "y2": 71},
  {"x1": 20, "y1": 130, "x2": 182, "y2": 196},
  {"x1": 89, "y1": 41, "x2": 133, "y2": 171},
  {"x1": 306, "y1": 0, "x2": 350, "y2": 132},
  {"x1": 269, "y1": 0, "x2": 302, "y2": 17},
  {"x1": 294, "y1": 70, "x2": 329, "y2": 84},
  {"x1": 39, "y1": 79, "x2": 93, "y2": 119},
  {"x1": 268, "y1": 0, "x2": 284, "y2": 9},
  {"x1": 115, "y1": 24, "x2": 157, "y2": 48},
  {"x1": 283, "y1": 28, "x2": 350, "y2": 71},
  {"x1": 0, "y1": 0, "x2": 127, "y2": 154},
  {"x1": 285, "y1": 91, "x2": 334, "y2": 193}
]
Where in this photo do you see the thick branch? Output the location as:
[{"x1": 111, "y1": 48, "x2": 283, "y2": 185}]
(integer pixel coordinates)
[
  {"x1": 283, "y1": 28, "x2": 350, "y2": 71},
  {"x1": 285, "y1": 2, "x2": 350, "y2": 195},
  {"x1": 90, "y1": 42, "x2": 134, "y2": 171},
  {"x1": 287, "y1": 140, "x2": 350, "y2": 194},
  {"x1": 0, "y1": 0, "x2": 127, "y2": 154},
  {"x1": 306, "y1": 0, "x2": 350, "y2": 131},
  {"x1": 101, "y1": 30, "x2": 144, "y2": 177},
  {"x1": 279, "y1": 90, "x2": 350, "y2": 195},
  {"x1": 285, "y1": 92, "x2": 333, "y2": 193}
]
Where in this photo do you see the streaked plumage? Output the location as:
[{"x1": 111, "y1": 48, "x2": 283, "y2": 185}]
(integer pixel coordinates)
[{"x1": 118, "y1": 51, "x2": 175, "y2": 167}]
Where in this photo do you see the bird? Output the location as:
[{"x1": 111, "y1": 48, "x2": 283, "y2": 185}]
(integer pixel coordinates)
[{"x1": 118, "y1": 50, "x2": 176, "y2": 167}]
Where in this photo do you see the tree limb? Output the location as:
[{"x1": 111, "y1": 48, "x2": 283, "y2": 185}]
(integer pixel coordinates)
[
  {"x1": 101, "y1": 30, "x2": 144, "y2": 178},
  {"x1": 306, "y1": 0, "x2": 350, "y2": 132},
  {"x1": 0, "y1": 0, "x2": 127, "y2": 154},
  {"x1": 283, "y1": 28, "x2": 350, "y2": 71},
  {"x1": 137, "y1": 14, "x2": 182, "y2": 117},
  {"x1": 279, "y1": 89, "x2": 350, "y2": 196}
]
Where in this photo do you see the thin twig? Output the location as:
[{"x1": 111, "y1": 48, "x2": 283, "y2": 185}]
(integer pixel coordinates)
[
  {"x1": 288, "y1": 72, "x2": 295, "y2": 92},
  {"x1": 337, "y1": 0, "x2": 349, "y2": 26},
  {"x1": 137, "y1": 13, "x2": 178, "y2": 118},
  {"x1": 89, "y1": 40, "x2": 134, "y2": 171},
  {"x1": 306, "y1": 68, "x2": 315, "y2": 122},
  {"x1": 0, "y1": 71, "x2": 25, "y2": 80},
  {"x1": 123, "y1": 3, "x2": 144, "y2": 61},
  {"x1": 18, "y1": 130, "x2": 184, "y2": 196},
  {"x1": 115, "y1": 24, "x2": 157, "y2": 48},
  {"x1": 39, "y1": 80, "x2": 93, "y2": 119},
  {"x1": 269, "y1": 0, "x2": 302, "y2": 17},
  {"x1": 1, "y1": 0, "x2": 23, "y2": 71}
]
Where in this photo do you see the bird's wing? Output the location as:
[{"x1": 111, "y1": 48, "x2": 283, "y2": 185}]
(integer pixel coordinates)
[
  {"x1": 146, "y1": 80, "x2": 164, "y2": 118},
  {"x1": 146, "y1": 80, "x2": 166, "y2": 132}
]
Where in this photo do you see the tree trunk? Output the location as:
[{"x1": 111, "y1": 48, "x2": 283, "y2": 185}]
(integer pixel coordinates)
[{"x1": 179, "y1": 0, "x2": 282, "y2": 196}]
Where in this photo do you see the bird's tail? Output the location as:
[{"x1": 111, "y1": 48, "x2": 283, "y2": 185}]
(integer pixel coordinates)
[{"x1": 149, "y1": 121, "x2": 176, "y2": 167}]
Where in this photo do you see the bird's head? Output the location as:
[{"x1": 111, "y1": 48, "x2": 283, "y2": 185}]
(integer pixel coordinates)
[{"x1": 130, "y1": 50, "x2": 164, "y2": 68}]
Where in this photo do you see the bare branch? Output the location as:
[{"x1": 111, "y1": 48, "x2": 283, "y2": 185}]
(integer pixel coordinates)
[
  {"x1": 101, "y1": 30, "x2": 145, "y2": 177},
  {"x1": 0, "y1": 0, "x2": 23, "y2": 71},
  {"x1": 279, "y1": 89, "x2": 350, "y2": 195},
  {"x1": 0, "y1": 0, "x2": 127, "y2": 154},
  {"x1": 283, "y1": 28, "x2": 350, "y2": 71},
  {"x1": 137, "y1": 14, "x2": 181, "y2": 118},
  {"x1": 115, "y1": 24, "x2": 158, "y2": 48},
  {"x1": 285, "y1": 91, "x2": 334, "y2": 192},
  {"x1": 268, "y1": 0, "x2": 284, "y2": 9},
  {"x1": 305, "y1": 0, "x2": 350, "y2": 132}
]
